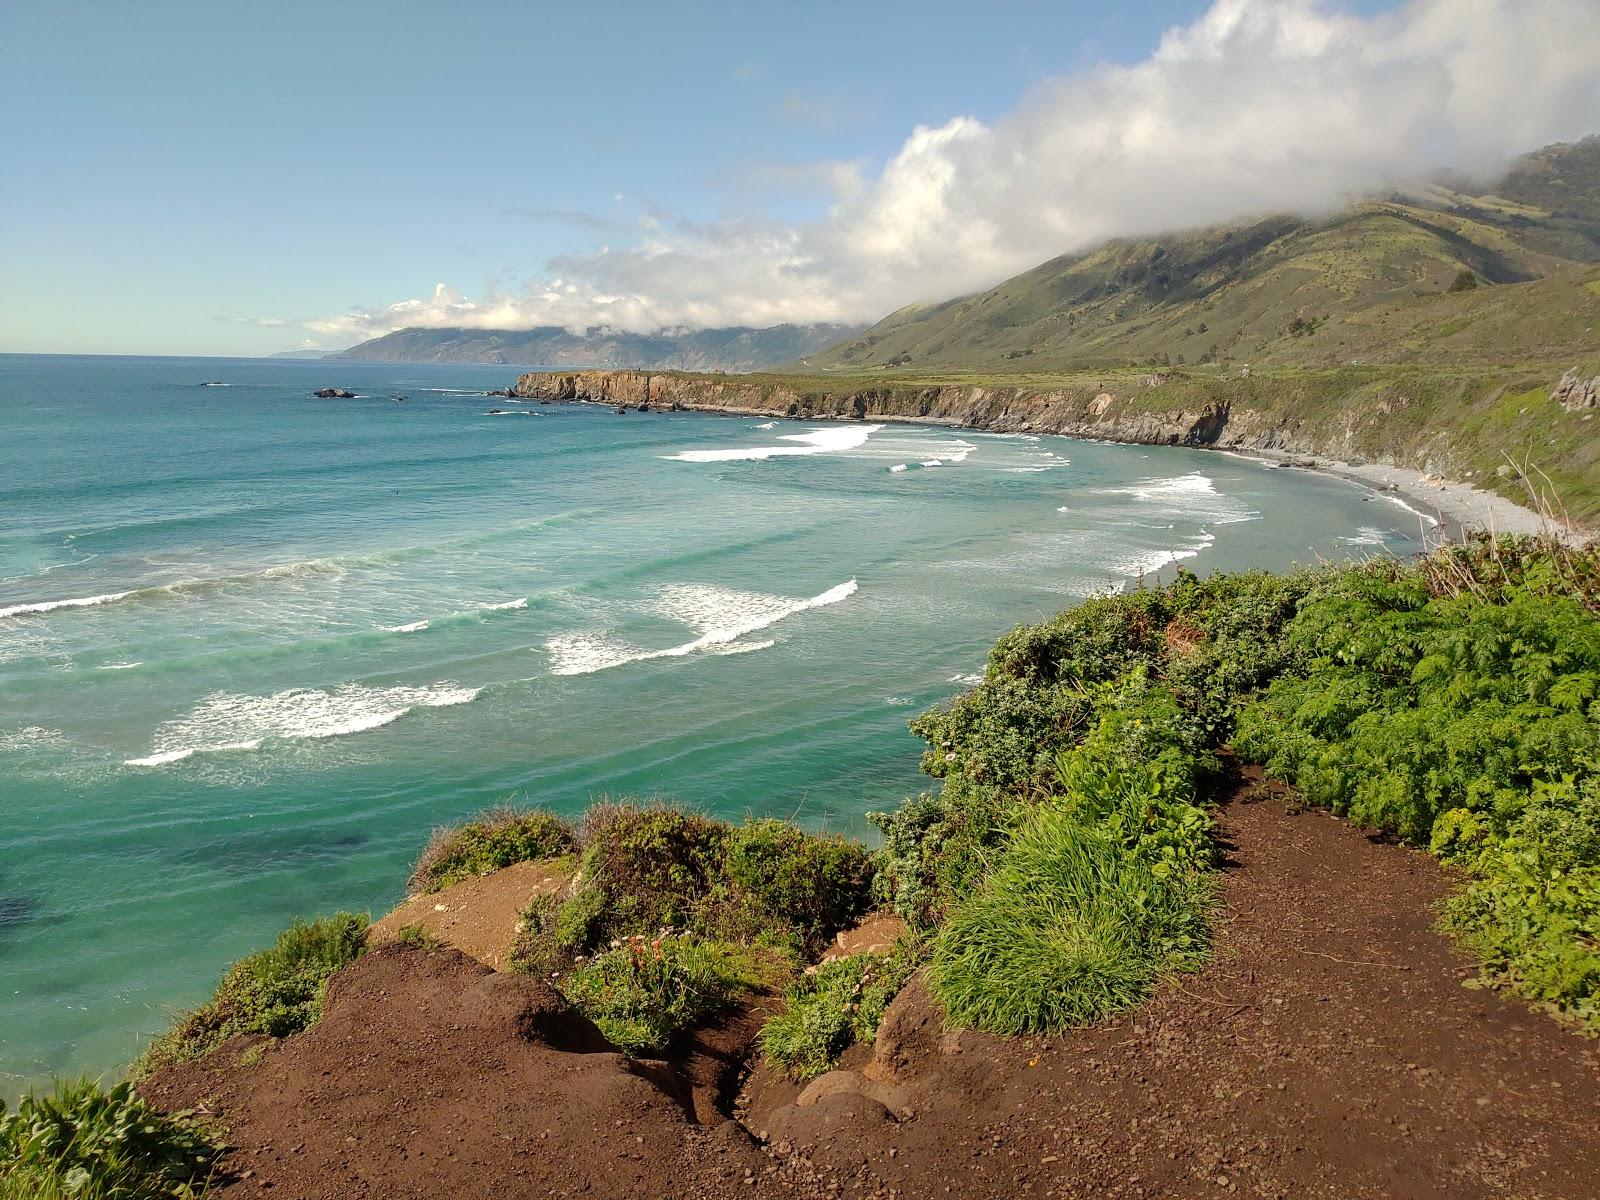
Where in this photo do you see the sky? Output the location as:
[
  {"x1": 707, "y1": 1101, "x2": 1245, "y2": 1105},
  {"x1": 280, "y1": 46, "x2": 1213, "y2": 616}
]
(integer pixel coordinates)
[{"x1": 2, "y1": 0, "x2": 1596, "y2": 357}]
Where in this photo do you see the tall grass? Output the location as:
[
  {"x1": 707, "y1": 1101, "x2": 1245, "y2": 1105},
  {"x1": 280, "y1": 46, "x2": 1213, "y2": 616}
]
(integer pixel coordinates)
[
  {"x1": 0, "y1": 1078, "x2": 221, "y2": 1199},
  {"x1": 928, "y1": 806, "x2": 1211, "y2": 1034}
]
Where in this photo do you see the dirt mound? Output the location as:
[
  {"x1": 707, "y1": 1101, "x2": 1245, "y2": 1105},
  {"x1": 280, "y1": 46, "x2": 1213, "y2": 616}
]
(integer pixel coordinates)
[
  {"x1": 140, "y1": 944, "x2": 771, "y2": 1199},
  {"x1": 145, "y1": 786, "x2": 1600, "y2": 1198},
  {"x1": 368, "y1": 858, "x2": 568, "y2": 970}
]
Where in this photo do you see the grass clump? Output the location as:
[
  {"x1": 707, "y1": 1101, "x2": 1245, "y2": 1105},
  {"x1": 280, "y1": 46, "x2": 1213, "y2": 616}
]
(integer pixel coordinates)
[
  {"x1": 134, "y1": 913, "x2": 367, "y2": 1076},
  {"x1": 409, "y1": 805, "x2": 574, "y2": 893},
  {"x1": 927, "y1": 746, "x2": 1214, "y2": 1034},
  {"x1": 0, "y1": 1078, "x2": 221, "y2": 1199},
  {"x1": 759, "y1": 943, "x2": 919, "y2": 1081},
  {"x1": 554, "y1": 934, "x2": 771, "y2": 1056}
]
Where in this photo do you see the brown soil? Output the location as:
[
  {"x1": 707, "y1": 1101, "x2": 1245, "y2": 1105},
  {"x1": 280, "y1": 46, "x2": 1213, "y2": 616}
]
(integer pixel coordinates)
[
  {"x1": 145, "y1": 784, "x2": 1600, "y2": 1199},
  {"x1": 368, "y1": 859, "x2": 568, "y2": 970}
]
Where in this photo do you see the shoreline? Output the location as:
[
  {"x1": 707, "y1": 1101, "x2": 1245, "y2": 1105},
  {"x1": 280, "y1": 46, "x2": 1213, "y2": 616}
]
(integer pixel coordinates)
[{"x1": 567, "y1": 396, "x2": 1579, "y2": 546}]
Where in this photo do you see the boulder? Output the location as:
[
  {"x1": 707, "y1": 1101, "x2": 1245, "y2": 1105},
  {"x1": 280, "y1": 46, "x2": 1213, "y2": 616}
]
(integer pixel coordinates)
[
  {"x1": 1551, "y1": 366, "x2": 1600, "y2": 411},
  {"x1": 313, "y1": 387, "x2": 355, "y2": 399}
]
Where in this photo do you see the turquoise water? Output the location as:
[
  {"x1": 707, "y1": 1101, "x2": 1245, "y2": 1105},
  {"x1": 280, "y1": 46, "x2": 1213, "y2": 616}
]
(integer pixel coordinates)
[{"x1": 0, "y1": 354, "x2": 1433, "y2": 1089}]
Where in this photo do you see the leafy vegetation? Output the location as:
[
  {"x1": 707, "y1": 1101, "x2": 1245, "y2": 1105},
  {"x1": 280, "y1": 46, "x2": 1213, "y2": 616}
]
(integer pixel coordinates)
[
  {"x1": 554, "y1": 934, "x2": 772, "y2": 1057},
  {"x1": 134, "y1": 913, "x2": 368, "y2": 1076},
  {"x1": 759, "y1": 942, "x2": 920, "y2": 1081},
  {"x1": 870, "y1": 536, "x2": 1600, "y2": 1035},
  {"x1": 409, "y1": 805, "x2": 575, "y2": 893},
  {"x1": 1234, "y1": 538, "x2": 1600, "y2": 1024},
  {"x1": 501, "y1": 803, "x2": 876, "y2": 1055},
  {"x1": 0, "y1": 1078, "x2": 221, "y2": 1199}
]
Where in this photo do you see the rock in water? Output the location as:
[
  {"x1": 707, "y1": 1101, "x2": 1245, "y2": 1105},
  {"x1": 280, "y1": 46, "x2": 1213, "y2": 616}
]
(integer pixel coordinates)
[{"x1": 313, "y1": 387, "x2": 356, "y2": 399}]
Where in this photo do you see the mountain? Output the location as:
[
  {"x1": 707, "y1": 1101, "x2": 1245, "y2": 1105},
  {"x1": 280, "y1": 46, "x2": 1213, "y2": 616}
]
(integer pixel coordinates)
[
  {"x1": 336, "y1": 323, "x2": 861, "y2": 372},
  {"x1": 268, "y1": 349, "x2": 332, "y2": 359},
  {"x1": 800, "y1": 138, "x2": 1600, "y2": 375}
]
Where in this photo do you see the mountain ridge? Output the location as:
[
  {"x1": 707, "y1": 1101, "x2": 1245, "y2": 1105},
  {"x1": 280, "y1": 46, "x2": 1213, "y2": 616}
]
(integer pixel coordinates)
[
  {"x1": 795, "y1": 138, "x2": 1600, "y2": 376},
  {"x1": 335, "y1": 322, "x2": 861, "y2": 372}
]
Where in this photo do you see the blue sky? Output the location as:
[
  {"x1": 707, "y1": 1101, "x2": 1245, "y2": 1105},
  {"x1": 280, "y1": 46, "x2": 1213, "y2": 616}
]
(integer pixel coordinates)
[{"x1": 2, "y1": 0, "x2": 1591, "y2": 357}]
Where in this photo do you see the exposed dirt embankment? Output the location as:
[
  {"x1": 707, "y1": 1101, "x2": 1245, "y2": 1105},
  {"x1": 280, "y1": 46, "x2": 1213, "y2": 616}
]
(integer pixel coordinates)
[{"x1": 143, "y1": 780, "x2": 1600, "y2": 1199}]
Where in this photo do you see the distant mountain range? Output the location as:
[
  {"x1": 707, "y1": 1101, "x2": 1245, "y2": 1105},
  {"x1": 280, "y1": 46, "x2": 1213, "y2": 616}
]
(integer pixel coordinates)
[
  {"x1": 335, "y1": 323, "x2": 862, "y2": 372},
  {"x1": 799, "y1": 137, "x2": 1600, "y2": 375}
]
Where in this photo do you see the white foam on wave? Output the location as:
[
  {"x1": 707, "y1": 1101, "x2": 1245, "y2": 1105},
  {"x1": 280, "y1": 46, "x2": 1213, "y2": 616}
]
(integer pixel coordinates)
[
  {"x1": 889, "y1": 464, "x2": 909, "y2": 473},
  {"x1": 0, "y1": 590, "x2": 133, "y2": 619},
  {"x1": 124, "y1": 681, "x2": 480, "y2": 767},
  {"x1": 1378, "y1": 493, "x2": 1441, "y2": 528},
  {"x1": 756, "y1": 421, "x2": 777, "y2": 429},
  {"x1": 546, "y1": 580, "x2": 857, "y2": 676},
  {"x1": 1338, "y1": 526, "x2": 1391, "y2": 547},
  {"x1": 948, "y1": 673, "x2": 983, "y2": 687},
  {"x1": 480, "y1": 597, "x2": 528, "y2": 611},
  {"x1": 920, "y1": 460, "x2": 943, "y2": 468},
  {"x1": 380, "y1": 620, "x2": 430, "y2": 633},
  {"x1": 665, "y1": 425, "x2": 882, "y2": 463},
  {"x1": 1106, "y1": 530, "x2": 1218, "y2": 578},
  {"x1": 1095, "y1": 472, "x2": 1259, "y2": 526},
  {"x1": 97, "y1": 661, "x2": 143, "y2": 670},
  {"x1": 0, "y1": 725, "x2": 68, "y2": 753}
]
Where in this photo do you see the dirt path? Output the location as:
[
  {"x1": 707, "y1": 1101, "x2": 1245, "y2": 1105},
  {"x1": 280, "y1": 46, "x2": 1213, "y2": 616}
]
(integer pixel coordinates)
[{"x1": 144, "y1": 788, "x2": 1600, "y2": 1199}]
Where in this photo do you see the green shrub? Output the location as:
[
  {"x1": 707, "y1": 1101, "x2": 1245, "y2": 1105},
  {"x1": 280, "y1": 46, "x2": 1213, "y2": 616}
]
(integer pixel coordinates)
[
  {"x1": 135, "y1": 913, "x2": 367, "y2": 1075},
  {"x1": 928, "y1": 804, "x2": 1212, "y2": 1035},
  {"x1": 409, "y1": 806, "x2": 575, "y2": 893},
  {"x1": 0, "y1": 1078, "x2": 221, "y2": 1200},
  {"x1": 554, "y1": 934, "x2": 770, "y2": 1056},
  {"x1": 570, "y1": 804, "x2": 729, "y2": 944},
  {"x1": 758, "y1": 943, "x2": 919, "y2": 1081},
  {"x1": 718, "y1": 820, "x2": 874, "y2": 955},
  {"x1": 869, "y1": 777, "x2": 1015, "y2": 930}
]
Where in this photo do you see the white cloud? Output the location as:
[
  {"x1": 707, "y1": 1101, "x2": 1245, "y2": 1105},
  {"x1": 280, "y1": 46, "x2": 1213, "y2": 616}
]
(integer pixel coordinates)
[{"x1": 305, "y1": 0, "x2": 1599, "y2": 342}]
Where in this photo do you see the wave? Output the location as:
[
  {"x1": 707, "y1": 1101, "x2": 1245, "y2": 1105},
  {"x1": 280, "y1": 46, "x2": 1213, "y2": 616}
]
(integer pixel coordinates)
[
  {"x1": 1338, "y1": 526, "x2": 1392, "y2": 547},
  {"x1": 948, "y1": 673, "x2": 984, "y2": 687},
  {"x1": 97, "y1": 661, "x2": 144, "y2": 670},
  {"x1": 889, "y1": 464, "x2": 908, "y2": 473},
  {"x1": 1094, "y1": 472, "x2": 1259, "y2": 526},
  {"x1": 480, "y1": 597, "x2": 528, "y2": 611},
  {"x1": 665, "y1": 424, "x2": 882, "y2": 463},
  {"x1": 124, "y1": 681, "x2": 480, "y2": 767},
  {"x1": 379, "y1": 620, "x2": 430, "y2": 634},
  {"x1": 1107, "y1": 530, "x2": 1217, "y2": 578},
  {"x1": 0, "y1": 590, "x2": 134, "y2": 619},
  {"x1": 1378, "y1": 493, "x2": 1441, "y2": 527},
  {"x1": 546, "y1": 579, "x2": 858, "y2": 676},
  {"x1": 755, "y1": 421, "x2": 777, "y2": 429}
]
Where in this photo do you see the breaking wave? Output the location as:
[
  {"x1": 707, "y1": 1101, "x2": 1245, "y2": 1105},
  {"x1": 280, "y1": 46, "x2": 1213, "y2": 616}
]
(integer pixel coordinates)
[
  {"x1": 546, "y1": 579, "x2": 857, "y2": 676},
  {"x1": 124, "y1": 681, "x2": 480, "y2": 767},
  {"x1": 665, "y1": 425, "x2": 882, "y2": 463}
]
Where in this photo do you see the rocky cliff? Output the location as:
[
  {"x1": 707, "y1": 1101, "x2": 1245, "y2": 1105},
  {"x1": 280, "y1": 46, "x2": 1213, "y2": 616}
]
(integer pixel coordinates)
[{"x1": 513, "y1": 365, "x2": 1599, "y2": 526}]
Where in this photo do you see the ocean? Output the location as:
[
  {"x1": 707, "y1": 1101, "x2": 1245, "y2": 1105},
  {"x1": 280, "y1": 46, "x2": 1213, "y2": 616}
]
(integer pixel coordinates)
[{"x1": 0, "y1": 353, "x2": 1433, "y2": 1090}]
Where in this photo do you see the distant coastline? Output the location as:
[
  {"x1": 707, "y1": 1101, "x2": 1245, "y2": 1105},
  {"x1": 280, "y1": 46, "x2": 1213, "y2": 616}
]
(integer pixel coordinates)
[{"x1": 512, "y1": 368, "x2": 1586, "y2": 543}]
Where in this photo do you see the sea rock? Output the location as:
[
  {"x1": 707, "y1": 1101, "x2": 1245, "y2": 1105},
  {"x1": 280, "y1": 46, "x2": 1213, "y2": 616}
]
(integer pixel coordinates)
[
  {"x1": 1551, "y1": 366, "x2": 1600, "y2": 411},
  {"x1": 312, "y1": 387, "x2": 356, "y2": 399}
]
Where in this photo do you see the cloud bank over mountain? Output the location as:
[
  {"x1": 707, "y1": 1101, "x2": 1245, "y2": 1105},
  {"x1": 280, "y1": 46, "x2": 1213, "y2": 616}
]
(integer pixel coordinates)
[{"x1": 303, "y1": 0, "x2": 1599, "y2": 344}]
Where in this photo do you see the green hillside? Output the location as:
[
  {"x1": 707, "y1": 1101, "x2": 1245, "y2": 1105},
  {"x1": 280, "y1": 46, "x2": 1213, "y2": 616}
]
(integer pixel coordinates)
[{"x1": 803, "y1": 139, "x2": 1600, "y2": 376}]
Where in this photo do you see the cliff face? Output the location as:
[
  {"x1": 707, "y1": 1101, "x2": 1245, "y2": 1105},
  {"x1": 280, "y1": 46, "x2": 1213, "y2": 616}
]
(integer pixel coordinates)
[
  {"x1": 516, "y1": 370, "x2": 1241, "y2": 445},
  {"x1": 512, "y1": 365, "x2": 1600, "y2": 526}
]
